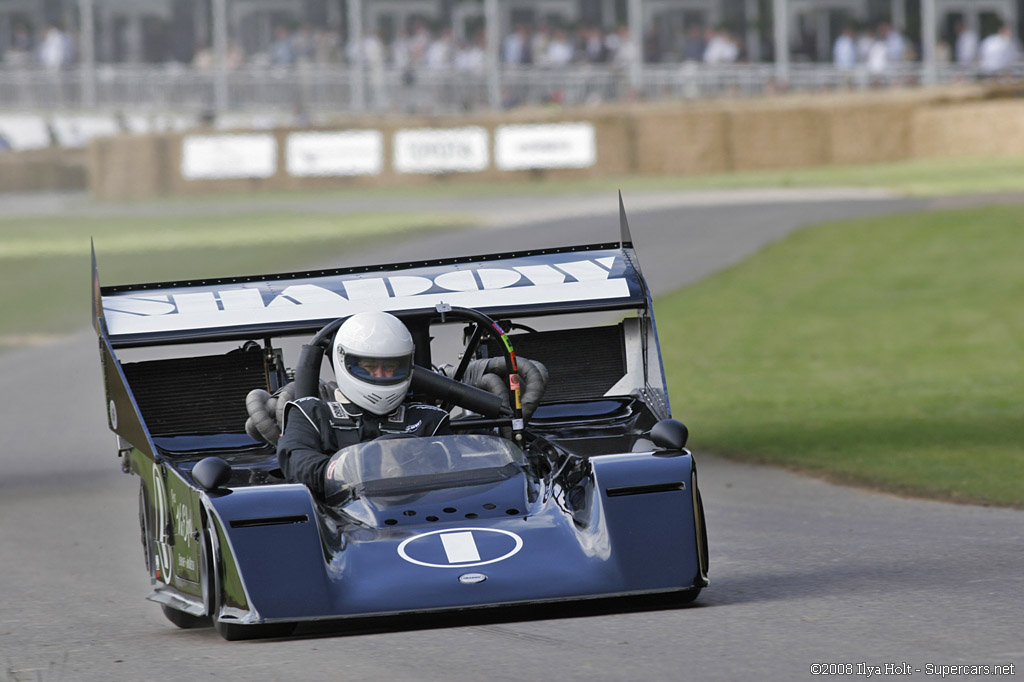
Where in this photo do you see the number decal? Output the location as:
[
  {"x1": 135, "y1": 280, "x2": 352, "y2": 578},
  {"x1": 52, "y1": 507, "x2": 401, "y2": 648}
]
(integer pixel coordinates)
[{"x1": 151, "y1": 464, "x2": 172, "y2": 584}]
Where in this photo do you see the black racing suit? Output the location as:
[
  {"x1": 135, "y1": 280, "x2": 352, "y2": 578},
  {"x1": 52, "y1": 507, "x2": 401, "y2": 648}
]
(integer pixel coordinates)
[{"x1": 277, "y1": 396, "x2": 451, "y2": 499}]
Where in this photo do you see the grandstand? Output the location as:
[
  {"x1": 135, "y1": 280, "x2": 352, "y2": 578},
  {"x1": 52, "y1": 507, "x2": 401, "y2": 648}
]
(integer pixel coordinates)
[{"x1": 0, "y1": 0, "x2": 1022, "y2": 151}]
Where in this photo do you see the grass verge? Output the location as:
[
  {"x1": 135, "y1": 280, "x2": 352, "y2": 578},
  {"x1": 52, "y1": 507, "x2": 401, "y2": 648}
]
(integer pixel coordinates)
[
  {"x1": 0, "y1": 211, "x2": 469, "y2": 339},
  {"x1": 108, "y1": 156, "x2": 1024, "y2": 208},
  {"x1": 655, "y1": 205, "x2": 1024, "y2": 507}
]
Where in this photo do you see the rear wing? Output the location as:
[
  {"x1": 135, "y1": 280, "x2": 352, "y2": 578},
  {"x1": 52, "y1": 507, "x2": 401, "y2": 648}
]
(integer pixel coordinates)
[
  {"x1": 91, "y1": 195, "x2": 672, "y2": 454},
  {"x1": 94, "y1": 242, "x2": 648, "y2": 349}
]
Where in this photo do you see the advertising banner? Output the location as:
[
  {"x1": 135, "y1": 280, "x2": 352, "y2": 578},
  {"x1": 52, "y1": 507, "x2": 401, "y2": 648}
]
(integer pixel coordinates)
[
  {"x1": 495, "y1": 122, "x2": 596, "y2": 170},
  {"x1": 393, "y1": 127, "x2": 489, "y2": 174},
  {"x1": 287, "y1": 130, "x2": 384, "y2": 177},
  {"x1": 181, "y1": 134, "x2": 277, "y2": 180}
]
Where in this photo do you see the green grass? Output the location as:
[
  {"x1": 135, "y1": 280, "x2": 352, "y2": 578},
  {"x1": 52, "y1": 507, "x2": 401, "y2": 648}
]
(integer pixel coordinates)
[
  {"x1": 86, "y1": 156, "x2": 1024, "y2": 211},
  {"x1": 0, "y1": 211, "x2": 469, "y2": 340},
  {"x1": 4, "y1": 158, "x2": 1024, "y2": 505},
  {"x1": 655, "y1": 205, "x2": 1024, "y2": 507}
]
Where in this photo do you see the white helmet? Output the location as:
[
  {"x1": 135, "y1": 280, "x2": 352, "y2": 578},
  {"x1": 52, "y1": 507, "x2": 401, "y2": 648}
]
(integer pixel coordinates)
[{"x1": 332, "y1": 311, "x2": 414, "y2": 415}]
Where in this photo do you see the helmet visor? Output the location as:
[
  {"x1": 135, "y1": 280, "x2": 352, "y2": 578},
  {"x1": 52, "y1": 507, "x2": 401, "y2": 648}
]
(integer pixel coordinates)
[{"x1": 342, "y1": 352, "x2": 412, "y2": 386}]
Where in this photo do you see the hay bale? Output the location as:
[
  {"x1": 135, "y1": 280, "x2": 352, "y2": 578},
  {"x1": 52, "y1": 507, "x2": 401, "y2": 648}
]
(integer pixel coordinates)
[
  {"x1": 911, "y1": 100, "x2": 1024, "y2": 158},
  {"x1": 0, "y1": 147, "x2": 87, "y2": 193},
  {"x1": 633, "y1": 108, "x2": 729, "y2": 175},
  {"x1": 825, "y1": 103, "x2": 913, "y2": 164},
  {"x1": 727, "y1": 105, "x2": 829, "y2": 171}
]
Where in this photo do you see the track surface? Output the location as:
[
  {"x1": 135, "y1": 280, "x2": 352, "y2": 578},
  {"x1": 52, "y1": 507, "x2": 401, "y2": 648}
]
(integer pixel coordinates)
[{"x1": 2, "y1": 190, "x2": 1021, "y2": 681}]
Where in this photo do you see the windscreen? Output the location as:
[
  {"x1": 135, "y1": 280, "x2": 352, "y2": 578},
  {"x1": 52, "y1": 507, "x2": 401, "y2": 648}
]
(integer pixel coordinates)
[{"x1": 323, "y1": 434, "x2": 525, "y2": 504}]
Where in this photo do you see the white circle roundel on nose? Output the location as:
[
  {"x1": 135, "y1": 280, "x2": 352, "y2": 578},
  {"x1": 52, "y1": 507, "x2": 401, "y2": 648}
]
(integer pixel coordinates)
[{"x1": 398, "y1": 528, "x2": 523, "y2": 568}]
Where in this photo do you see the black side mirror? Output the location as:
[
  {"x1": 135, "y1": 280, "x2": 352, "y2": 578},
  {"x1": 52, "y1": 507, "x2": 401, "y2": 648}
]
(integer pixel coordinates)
[
  {"x1": 192, "y1": 457, "x2": 232, "y2": 492},
  {"x1": 650, "y1": 419, "x2": 688, "y2": 450}
]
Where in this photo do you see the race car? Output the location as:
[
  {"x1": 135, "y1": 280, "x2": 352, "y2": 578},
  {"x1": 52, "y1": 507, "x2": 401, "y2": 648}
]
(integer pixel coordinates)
[{"x1": 92, "y1": 196, "x2": 709, "y2": 640}]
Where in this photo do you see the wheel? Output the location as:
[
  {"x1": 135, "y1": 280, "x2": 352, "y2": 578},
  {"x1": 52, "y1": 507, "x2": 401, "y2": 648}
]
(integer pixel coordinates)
[{"x1": 161, "y1": 604, "x2": 210, "y2": 629}]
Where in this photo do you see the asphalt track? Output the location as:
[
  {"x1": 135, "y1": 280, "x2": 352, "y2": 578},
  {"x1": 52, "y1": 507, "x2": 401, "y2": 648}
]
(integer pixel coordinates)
[{"x1": 1, "y1": 190, "x2": 1021, "y2": 682}]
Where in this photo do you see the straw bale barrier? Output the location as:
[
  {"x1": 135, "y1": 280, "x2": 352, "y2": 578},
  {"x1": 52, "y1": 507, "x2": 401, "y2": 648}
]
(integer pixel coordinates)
[
  {"x1": 76, "y1": 84, "x2": 1022, "y2": 200},
  {"x1": 911, "y1": 100, "x2": 1024, "y2": 158},
  {"x1": 0, "y1": 147, "x2": 87, "y2": 193}
]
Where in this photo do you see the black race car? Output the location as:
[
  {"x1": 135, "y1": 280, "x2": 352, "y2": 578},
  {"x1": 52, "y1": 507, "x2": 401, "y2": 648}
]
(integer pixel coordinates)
[{"x1": 93, "y1": 196, "x2": 709, "y2": 639}]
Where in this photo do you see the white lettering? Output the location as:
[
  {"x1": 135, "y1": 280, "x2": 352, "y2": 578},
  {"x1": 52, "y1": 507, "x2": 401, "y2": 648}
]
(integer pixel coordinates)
[
  {"x1": 477, "y1": 268, "x2": 522, "y2": 289},
  {"x1": 173, "y1": 292, "x2": 219, "y2": 314},
  {"x1": 514, "y1": 265, "x2": 566, "y2": 285},
  {"x1": 557, "y1": 259, "x2": 615, "y2": 282},
  {"x1": 435, "y1": 270, "x2": 479, "y2": 292},
  {"x1": 174, "y1": 499, "x2": 193, "y2": 548},
  {"x1": 218, "y1": 288, "x2": 265, "y2": 311},
  {"x1": 103, "y1": 255, "x2": 631, "y2": 336},
  {"x1": 343, "y1": 278, "x2": 389, "y2": 301},
  {"x1": 268, "y1": 284, "x2": 347, "y2": 308},
  {"x1": 104, "y1": 295, "x2": 175, "y2": 316},
  {"x1": 389, "y1": 276, "x2": 433, "y2": 297}
]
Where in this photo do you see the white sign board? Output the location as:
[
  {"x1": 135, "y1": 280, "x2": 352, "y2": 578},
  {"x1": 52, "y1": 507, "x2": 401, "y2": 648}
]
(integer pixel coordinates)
[
  {"x1": 181, "y1": 134, "x2": 277, "y2": 180},
  {"x1": 393, "y1": 127, "x2": 489, "y2": 174},
  {"x1": 495, "y1": 122, "x2": 596, "y2": 171},
  {"x1": 286, "y1": 130, "x2": 383, "y2": 177},
  {"x1": 0, "y1": 115, "x2": 52, "y2": 151}
]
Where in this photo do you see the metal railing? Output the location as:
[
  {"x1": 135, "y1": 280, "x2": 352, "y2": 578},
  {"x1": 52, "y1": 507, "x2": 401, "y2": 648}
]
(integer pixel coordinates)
[{"x1": 1, "y1": 62, "x2": 1022, "y2": 115}]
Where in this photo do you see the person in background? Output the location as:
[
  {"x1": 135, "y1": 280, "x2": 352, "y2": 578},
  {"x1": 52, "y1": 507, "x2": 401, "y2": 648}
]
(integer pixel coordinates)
[
  {"x1": 38, "y1": 22, "x2": 69, "y2": 70},
  {"x1": 546, "y1": 28, "x2": 575, "y2": 67},
  {"x1": 503, "y1": 24, "x2": 531, "y2": 65},
  {"x1": 270, "y1": 25, "x2": 295, "y2": 67},
  {"x1": 979, "y1": 22, "x2": 1016, "y2": 76},
  {"x1": 881, "y1": 22, "x2": 907, "y2": 63},
  {"x1": 4, "y1": 23, "x2": 33, "y2": 66},
  {"x1": 682, "y1": 25, "x2": 707, "y2": 63},
  {"x1": 833, "y1": 25, "x2": 857, "y2": 70},
  {"x1": 703, "y1": 27, "x2": 738, "y2": 65},
  {"x1": 954, "y1": 19, "x2": 979, "y2": 65}
]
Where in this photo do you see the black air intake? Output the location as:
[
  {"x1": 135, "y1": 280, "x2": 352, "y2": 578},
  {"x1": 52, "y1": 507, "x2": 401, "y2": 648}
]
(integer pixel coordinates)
[
  {"x1": 122, "y1": 347, "x2": 267, "y2": 436},
  {"x1": 488, "y1": 325, "x2": 625, "y2": 402}
]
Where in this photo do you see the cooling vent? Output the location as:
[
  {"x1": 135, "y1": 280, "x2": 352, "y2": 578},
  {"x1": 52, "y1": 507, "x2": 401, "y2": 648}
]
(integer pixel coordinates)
[
  {"x1": 488, "y1": 325, "x2": 625, "y2": 402},
  {"x1": 122, "y1": 347, "x2": 267, "y2": 437}
]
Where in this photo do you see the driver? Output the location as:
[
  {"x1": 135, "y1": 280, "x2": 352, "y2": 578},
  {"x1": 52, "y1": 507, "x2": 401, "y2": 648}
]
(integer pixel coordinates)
[{"x1": 277, "y1": 311, "x2": 451, "y2": 499}]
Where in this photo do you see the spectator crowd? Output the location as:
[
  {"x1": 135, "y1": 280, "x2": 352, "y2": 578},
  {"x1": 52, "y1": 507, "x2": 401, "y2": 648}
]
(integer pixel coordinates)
[
  {"x1": 3, "y1": 21, "x2": 77, "y2": 69},
  {"x1": 2, "y1": 13, "x2": 1020, "y2": 79},
  {"x1": 833, "y1": 18, "x2": 1021, "y2": 77},
  {"x1": 0, "y1": 17, "x2": 746, "y2": 72}
]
